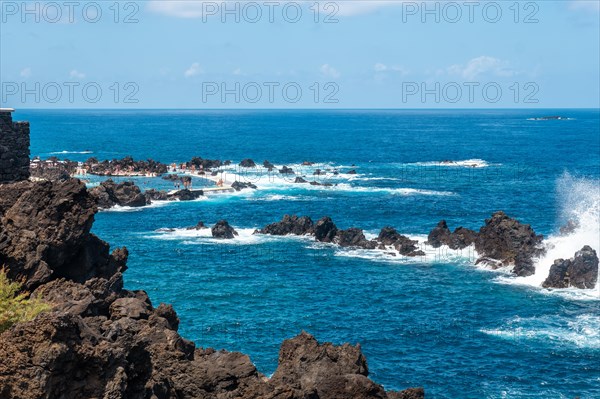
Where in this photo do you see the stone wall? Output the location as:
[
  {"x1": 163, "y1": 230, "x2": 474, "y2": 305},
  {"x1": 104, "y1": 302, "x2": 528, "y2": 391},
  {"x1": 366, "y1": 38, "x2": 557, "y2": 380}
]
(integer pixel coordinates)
[{"x1": 0, "y1": 110, "x2": 30, "y2": 183}]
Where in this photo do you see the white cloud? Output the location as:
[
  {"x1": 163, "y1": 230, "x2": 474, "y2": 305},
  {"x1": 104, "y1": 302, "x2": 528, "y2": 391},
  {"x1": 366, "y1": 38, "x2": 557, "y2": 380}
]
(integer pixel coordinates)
[
  {"x1": 69, "y1": 70, "x2": 86, "y2": 79},
  {"x1": 20, "y1": 68, "x2": 32, "y2": 78},
  {"x1": 374, "y1": 63, "x2": 409, "y2": 75},
  {"x1": 325, "y1": 1, "x2": 403, "y2": 17},
  {"x1": 147, "y1": 0, "x2": 405, "y2": 18},
  {"x1": 447, "y1": 56, "x2": 514, "y2": 80},
  {"x1": 569, "y1": 0, "x2": 600, "y2": 12},
  {"x1": 147, "y1": 0, "x2": 216, "y2": 18},
  {"x1": 320, "y1": 64, "x2": 340, "y2": 78},
  {"x1": 184, "y1": 62, "x2": 203, "y2": 78}
]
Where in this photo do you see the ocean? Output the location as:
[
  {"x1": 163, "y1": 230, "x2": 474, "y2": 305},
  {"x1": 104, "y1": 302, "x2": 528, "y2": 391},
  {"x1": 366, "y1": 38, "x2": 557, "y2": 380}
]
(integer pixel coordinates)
[{"x1": 21, "y1": 109, "x2": 600, "y2": 398}]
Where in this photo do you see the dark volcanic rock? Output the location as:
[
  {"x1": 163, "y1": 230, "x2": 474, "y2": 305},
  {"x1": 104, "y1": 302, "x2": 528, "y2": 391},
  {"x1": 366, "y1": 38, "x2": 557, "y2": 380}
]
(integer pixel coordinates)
[
  {"x1": 144, "y1": 189, "x2": 169, "y2": 202},
  {"x1": 0, "y1": 179, "x2": 126, "y2": 289},
  {"x1": 427, "y1": 220, "x2": 452, "y2": 248},
  {"x1": 378, "y1": 227, "x2": 404, "y2": 246},
  {"x1": 394, "y1": 236, "x2": 424, "y2": 257},
  {"x1": 89, "y1": 180, "x2": 148, "y2": 209},
  {"x1": 279, "y1": 166, "x2": 295, "y2": 174},
  {"x1": 542, "y1": 246, "x2": 599, "y2": 289},
  {"x1": 231, "y1": 181, "x2": 257, "y2": 191},
  {"x1": 239, "y1": 158, "x2": 256, "y2": 168},
  {"x1": 475, "y1": 211, "x2": 544, "y2": 276},
  {"x1": 427, "y1": 220, "x2": 477, "y2": 250},
  {"x1": 186, "y1": 221, "x2": 207, "y2": 230},
  {"x1": 263, "y1": 160, "x2": 275, "y2": 170},
  {"x1": 336, "y1": 228, "x2": 377, "y2": 249},
  {"x1": 169, "y1": 189, "x2": 203, "y2": 201},
  {"x1": 211, "y1": 220, "x2": 238, "y2": 239},
  {"x1": 347, "y1": 169, "x2": 357, "y2": 175},
  {"x1": 294, "y1": 177, "x2": 308, "y2": 184},
  {"x1": 314, "y1": 217, "x2": 338, "y2": 243},
  {"x1": 259, "y1": 215, "x2": 314, "y2": 236}
]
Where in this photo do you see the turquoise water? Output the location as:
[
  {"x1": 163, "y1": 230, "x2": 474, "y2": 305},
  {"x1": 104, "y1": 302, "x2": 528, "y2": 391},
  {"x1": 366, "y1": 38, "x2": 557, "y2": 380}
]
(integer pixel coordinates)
[{"x1": 22, "y1": 109, "x2": 600, "y2": 398}]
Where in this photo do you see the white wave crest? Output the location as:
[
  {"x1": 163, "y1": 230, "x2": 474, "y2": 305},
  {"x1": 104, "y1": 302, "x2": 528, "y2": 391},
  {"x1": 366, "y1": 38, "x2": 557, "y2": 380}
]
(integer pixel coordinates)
[
  {"x1": 513, "y1": 173, "x2": 600, "y2": 297},
  {"x1": 405, "y1": 159, "x2": 491, "y2": 168},
  {"x1": 49, "y1": 150, "x2": 93, "y2": 154},
  {"x1": 481, "y1": 314, "x2": 600, "y2": 349}
]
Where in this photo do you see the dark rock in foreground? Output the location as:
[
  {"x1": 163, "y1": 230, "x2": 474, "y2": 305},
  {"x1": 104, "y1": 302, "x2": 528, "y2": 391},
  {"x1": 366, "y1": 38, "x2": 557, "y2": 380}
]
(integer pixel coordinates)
[
  {"x1": 0, "y1": 179, "x2": 419, "y2": 398},
  {"x1": 89, "y1": 179, "x2": 148, "y2": 208},
  {"x1": 211, "y1": 220, "x2": 238, "y2": 239},
  {"x1": 475, "y1": 211, "x2": 544, "y2": 277},
  {"x1": 543, "y1": 246, "x2": 599, "y2": 289}
]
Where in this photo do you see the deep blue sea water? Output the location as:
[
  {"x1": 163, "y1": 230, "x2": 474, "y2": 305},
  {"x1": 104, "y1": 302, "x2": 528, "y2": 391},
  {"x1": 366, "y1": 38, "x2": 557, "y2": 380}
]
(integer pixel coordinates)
[{"x1": 20, "y1": 109, "x2": 600, "y2": 398}]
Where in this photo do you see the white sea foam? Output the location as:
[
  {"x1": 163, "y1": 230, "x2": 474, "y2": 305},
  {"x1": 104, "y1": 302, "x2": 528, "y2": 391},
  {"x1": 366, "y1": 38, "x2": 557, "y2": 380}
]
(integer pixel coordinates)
[
  {"x1": 101, "y1": 201, "x2": 170, "y2": 212},
  {"x1": 481, "y1": 314, "x2": 600, "y2": 349},
  {"x1": 404, "y1": 159, "x2": 491, "y2": 168},
  {"x1": 503, "y1": 173, "x2": 600, "y2": 299},
  {"x1": 49, "y1": 150, "x2": 93, "y2": 154},
  {"x1": 146, "y1": 227, "x2": 265, "y2": 245}
]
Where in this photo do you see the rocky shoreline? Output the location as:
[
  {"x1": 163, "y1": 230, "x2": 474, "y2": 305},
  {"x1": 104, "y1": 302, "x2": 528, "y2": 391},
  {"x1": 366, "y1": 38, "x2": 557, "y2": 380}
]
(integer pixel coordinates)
[{"x1": 0, "y1": 179, "x2": 424, "y2": 398}]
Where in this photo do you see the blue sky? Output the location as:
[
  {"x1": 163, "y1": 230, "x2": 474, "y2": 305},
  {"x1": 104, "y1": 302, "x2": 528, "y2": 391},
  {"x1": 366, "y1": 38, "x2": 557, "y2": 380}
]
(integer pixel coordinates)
[{"x1": 0, "y1": 0, "x2": 599, "y2": 108}]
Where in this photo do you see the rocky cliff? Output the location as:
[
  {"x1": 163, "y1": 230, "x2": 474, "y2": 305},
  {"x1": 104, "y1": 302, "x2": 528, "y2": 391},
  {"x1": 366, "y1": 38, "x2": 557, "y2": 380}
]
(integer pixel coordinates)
[{"x1": 0, "y1": 179, "x2": 422, "y2": 399}]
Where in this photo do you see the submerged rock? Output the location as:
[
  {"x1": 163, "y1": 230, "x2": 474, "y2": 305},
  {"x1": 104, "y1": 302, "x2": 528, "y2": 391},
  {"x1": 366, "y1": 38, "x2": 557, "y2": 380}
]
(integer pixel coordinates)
[
  {"x1": 211, "y1": 220, "x2": 238, "y2": 239},
  {"x1": 475, "y1": 211, "x2": 544, "y2": 277},
  {"x1": 186, "y1": 221, "x2": 207, "y2": 230},
  {"x1": 542, "y1": 245, "x2": 599, "y2": 289}
]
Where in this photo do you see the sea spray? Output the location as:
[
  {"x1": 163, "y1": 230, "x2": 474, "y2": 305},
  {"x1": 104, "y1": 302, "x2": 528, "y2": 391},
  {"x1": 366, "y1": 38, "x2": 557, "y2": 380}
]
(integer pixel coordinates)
[{"x1": 521, "y1": 173, "x2": 600, "y2": 288}]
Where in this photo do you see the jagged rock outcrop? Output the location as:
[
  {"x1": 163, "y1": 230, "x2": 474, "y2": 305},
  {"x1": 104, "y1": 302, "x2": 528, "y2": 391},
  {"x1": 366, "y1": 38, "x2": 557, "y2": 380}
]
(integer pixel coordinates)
[
  {"x1": 0, "y1": 179, "x2": 421, "y2": 398},
  {"x1": 263, "y1": 160, "x2": 275, "y2": 170},
  {"x1": 82, "y1": 156, "x2": 167, "y2": 176},
  {"x1": 314, "y1": 216, "x2": 338, "y2": 243},
  {"x1": 427, "y1": 220, "x2": 477, "y2": 250},
  {"x1": 89, "y1": 180, "x2": 148, "y2": 209},
  {"x1": 258, "y1": 215, "x2": 314, "y2": 236},
  {"x1": 475, "y1": 211, "x2": 544, "y2": 276},
  {"x1": 239, "y1": 158, "x2": 256, "y2": 168},
  {"x1": 145, "y1": 188, "x2": 169, "y2": 202},
  {"x1": 336, "y1": 228, "x2": 377, "y2": 249},
  {"x1": 0, "y1": 179, "x2": 126, "y2": 289},
  {"x1": 186, "y1": 221, "x2": 207, "y2": 230},
  {"x1": 169, "y1": 189, "x2": 203, "y2": 201},
  {"x1": 279, "y1": 166, "x2": 295, "y2": 175},
  {"x1": 231, "y1": 181, "x2": 257, "y2": 191},
  {"x1": 542, "y1": 246, "x2": 599, "y2": 289},
  {"x1": 211, "y1": 220, "x2": 238, "y2": 239}
]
